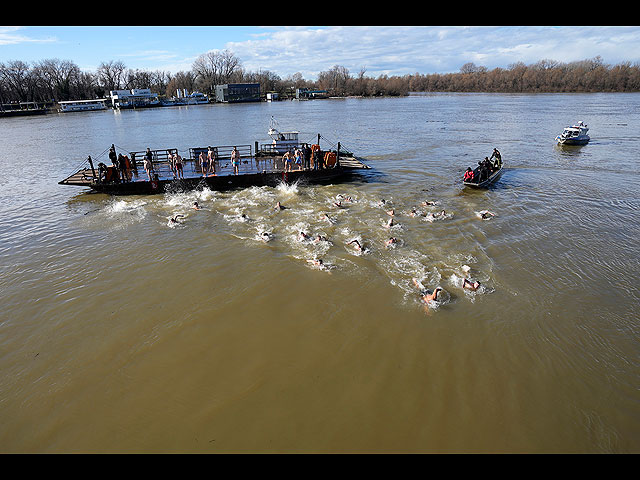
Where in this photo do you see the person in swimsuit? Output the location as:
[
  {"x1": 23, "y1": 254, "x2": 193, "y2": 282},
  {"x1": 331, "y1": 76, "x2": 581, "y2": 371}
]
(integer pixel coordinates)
[
  {"x1": 347, "y1": 239, "x2": 363, "y2": 252},
  {"x1": 294, "y1": 149, "x2": 303, "y2": 170},
  {"x1": 231, "y1": 146, "x2": 240, "y2": 175},
  {"x1": 385, "y1": 237, "x2": 397, "y2": 247},
  {"x1": 201, "y1": 151, "x2": 208, "y2": 177},
  {"x1": 174, "y1": 153, "x2": 184, "y2": 179},
  {"x1": 321, "y1": 213, "x2": 335, "y2": 224},
  {"x1": 259, "y1": 231, "x2": 273, "y2": 242},
  {"x1": 207, "y1": 147, "x2": 217, "y2": 176},
  {"x1": 462, "y1": 278, "x2": 481, "y2": 291},
  {"x1": 143, "y1": 148, "x2": 154, "y2": 181},
  {"x1": 314, "y1": 235, "x2": 328, "y2": 244},
  {"x1": 283, "y1": 150, "x2": 293, "y2": 172},
  {"x1": 412, "y1": 278, "x2": 442, "y2": 306},
  {"x1": 298, "y1": 231, "x2": 310, "y2": 242}
]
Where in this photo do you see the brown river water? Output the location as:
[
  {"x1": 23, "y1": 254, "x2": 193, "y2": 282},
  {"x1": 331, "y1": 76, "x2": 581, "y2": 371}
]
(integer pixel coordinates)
[{"x1": 0, "y1": 93, "x2": 638, "y2": 453}]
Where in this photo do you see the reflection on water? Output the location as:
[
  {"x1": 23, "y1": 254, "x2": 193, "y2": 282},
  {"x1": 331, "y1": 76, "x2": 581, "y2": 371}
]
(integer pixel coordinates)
[{"x1": 1, "y1": 94, "x2": 639, "y2": 453}]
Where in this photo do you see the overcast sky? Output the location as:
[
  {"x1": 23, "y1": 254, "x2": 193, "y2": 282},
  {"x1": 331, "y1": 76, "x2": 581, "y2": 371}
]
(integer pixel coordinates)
[{"x1": 1, "y1": 26, "x2": 639, "y2": 80}]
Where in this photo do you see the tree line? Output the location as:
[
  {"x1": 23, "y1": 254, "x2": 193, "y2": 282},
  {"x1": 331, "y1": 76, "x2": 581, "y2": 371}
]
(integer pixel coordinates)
[{"x1": 2, "y1": 52, "x2": 640, "y2": 105}]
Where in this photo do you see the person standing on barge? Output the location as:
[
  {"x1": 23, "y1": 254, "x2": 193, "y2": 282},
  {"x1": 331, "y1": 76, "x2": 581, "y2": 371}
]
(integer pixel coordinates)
[
  {"x1": 109, "y1": 145, "x2": 118, "y2": 168},
  {"x1": 197, "y1": 151, "x2": 205, "y2": 175},
  {"x1": 174, "y1": 152, "x2": 184, "y2": 179},
  {"x1": 207, "y1": 147, "x2": 217, "y2": 176},
  {"x1": 283, "y1": 150, "x2": 293, "y2": 172},
  {"x1": 201, "y1": 150, "x2": 208, "y2": 177},
  {"x1": 303, "y1": 144, "x2": 311, "y2": 170},
  {"x1": 130, "y1": 152, "x2": 139, "y2": 180},
  {"x1": 231, "y1": 146, "x2": 240, "y2": 175},
  {"x1": 143, "y1": 147, "x2": 154, "y2": 181}
]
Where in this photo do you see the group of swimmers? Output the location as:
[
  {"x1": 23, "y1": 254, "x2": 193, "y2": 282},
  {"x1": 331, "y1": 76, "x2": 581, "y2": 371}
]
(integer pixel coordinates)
[
  {"x1": 169, "y1": 190, "x2": 490, "y2": 312},
  {"x1": 280, "y1": 194, "x2": 488, "y2": 309}
]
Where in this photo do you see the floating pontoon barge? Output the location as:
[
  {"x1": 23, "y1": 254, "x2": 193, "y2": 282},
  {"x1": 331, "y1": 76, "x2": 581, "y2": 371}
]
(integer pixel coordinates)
[{"x1": 59, "y1": 133, "x2": 370, "y2": 195}]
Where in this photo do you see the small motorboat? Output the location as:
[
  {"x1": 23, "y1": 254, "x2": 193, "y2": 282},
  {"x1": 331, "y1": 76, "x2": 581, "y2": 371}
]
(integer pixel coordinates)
[
  {"x1": 556, "y1": 121, "x2": 590, "y2": 145},
  {"x1": 463, "y1": 157, "x2": 504, "y2": 189}
]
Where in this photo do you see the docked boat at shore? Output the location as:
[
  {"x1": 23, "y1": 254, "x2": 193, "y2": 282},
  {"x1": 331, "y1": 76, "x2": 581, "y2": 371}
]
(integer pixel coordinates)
[
  {"x1": 59, "y1": 126, "x2": 370, "y2": 195},
  {"x1": 556, "y1": 121, "x2": 590, "y2": 145}
]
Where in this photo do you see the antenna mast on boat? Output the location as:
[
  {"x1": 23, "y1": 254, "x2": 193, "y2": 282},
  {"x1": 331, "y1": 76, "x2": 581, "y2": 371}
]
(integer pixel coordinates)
[{"x1": 268, "y1": 116, "x2": 281, "y2": 136}]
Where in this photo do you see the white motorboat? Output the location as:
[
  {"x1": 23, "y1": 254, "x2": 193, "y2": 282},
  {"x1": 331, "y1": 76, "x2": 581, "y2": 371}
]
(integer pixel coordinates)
[{"x1": 556, "y1": 121, "x2": 590, "y2": 145}]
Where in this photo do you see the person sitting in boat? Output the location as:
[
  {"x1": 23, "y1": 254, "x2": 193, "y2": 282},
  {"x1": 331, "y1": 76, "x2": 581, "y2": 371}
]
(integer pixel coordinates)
[
  {"x1": 463, "y1": 167, "x2": 475, "y2": 182},
  {"x1": 478, "y1": 157, "x2": 491, "y2": 180}
]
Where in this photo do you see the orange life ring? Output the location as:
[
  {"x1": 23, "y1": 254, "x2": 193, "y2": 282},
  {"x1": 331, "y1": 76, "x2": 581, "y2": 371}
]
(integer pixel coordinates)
[{"x1": 324, "y1": 152, "x2": 337, "y2": 167}]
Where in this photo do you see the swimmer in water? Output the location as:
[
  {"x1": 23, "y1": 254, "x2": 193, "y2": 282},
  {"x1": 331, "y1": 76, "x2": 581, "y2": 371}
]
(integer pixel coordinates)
[
  {"x1": 307, "y1": 258, "x2": 324, "y2": 267},
  {"x1": 193, "y1": 202, "x2": 201, "y2": 210},
  {"x1": 409, "y1": 207, "x2": 418, "y2": 217},
  {"x1": 478, "y1": 210, "x2": 495, "y2": 219},
  {"x1": 347, "y1": 239, "x2": 363, "y2": 252},
  {"x1": 386, "y1": 209, "x2": 395, "y2": 216},
  {"x1": 412, "y1": 278, "x2": 442, "y2": 304},
  {"x1": 385, "y1": 217, "x2": 395, "y2": 228},
  {"x1": 275, "y1": 201, "x2": 286, "y2": 211},
  {"x1": 314, "y1": 234, "x2": 328, "y2": 244},
  {"x1": 385, "y1": 237, "x2": 397, "y2": 247},
  {"x1": 422, "y1": 200, "x2": 437, "y2": 206},
  {"x1": 426, "y1": 210, "x2": 447, "y2": 222},
  {"x1": 169, "y1": 214, "x2": 184, "y2": 224},
  {"x1": 298, "y1": 231, "x2": 310, "y2": 242},
  {"x1": 259, "y1": 231, "x2": 272, "y2": 242},
  {"x1": 378, "y1": 199, "x2": 386, "y2": 207},
  {"x1": 462, "y1": 278, "x2": 481, "y2": 291},
  {"x1": 333, "y1": 201, "x2": 343, "y2": 208},
  {"x1": 322, "y1": 213, "x2": 334, "y2": 224}
]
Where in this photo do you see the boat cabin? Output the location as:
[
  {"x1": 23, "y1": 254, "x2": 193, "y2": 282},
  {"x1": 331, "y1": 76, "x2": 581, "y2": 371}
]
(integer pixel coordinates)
[
  {"x1": 561, "y1": 121, "x2": 589, "y2": 138},
  {"x1": 268, "y1": 129, "x2": 300, "y2": 154}
]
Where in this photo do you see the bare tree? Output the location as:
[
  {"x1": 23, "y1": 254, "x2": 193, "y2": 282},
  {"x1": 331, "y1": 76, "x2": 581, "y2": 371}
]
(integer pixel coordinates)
[
  {"x1": 192, "y1": 49, "x2": 241, "y2": 94},
  {"x1": 34, "y1": 59, "x2": 82, "y2": 101},
  {"x1": 97, "y1": 60, "x2": 126, "y2": 91},
  {"x1": 0, "y1": 60, "x2": 34, "y2": 102}
]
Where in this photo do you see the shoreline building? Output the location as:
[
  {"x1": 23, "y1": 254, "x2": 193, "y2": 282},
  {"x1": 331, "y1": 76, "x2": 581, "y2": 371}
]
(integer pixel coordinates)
[{"x1": 214, "y1": 83, "x2": 260, "y2": 103}]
